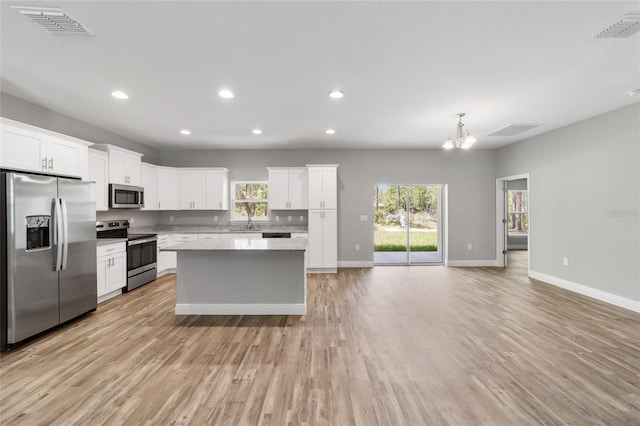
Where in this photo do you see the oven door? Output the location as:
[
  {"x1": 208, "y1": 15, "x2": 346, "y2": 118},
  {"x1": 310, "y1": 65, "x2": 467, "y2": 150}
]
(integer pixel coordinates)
[
  {"x1": 110, "y1": 184, "x2": 144, "y2": 208},
  {"x1": 127, "y1": 238, "x2": 157, "y2": 277}
]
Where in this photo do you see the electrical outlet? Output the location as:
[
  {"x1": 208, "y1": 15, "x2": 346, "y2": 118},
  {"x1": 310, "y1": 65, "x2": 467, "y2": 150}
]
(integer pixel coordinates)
[
  {"x1": 213, "y1": 216, "x2": 218, "y2": 222},
  {"x1": 288, "y1": 216, "x2": 292, "y2": 222},
  {"x1": 563, "y1": 258, "x2": 569, "y2": 266},
  {"x1": 275, "y1": 216, "x2": 280, "y2": 222},
  {"x1": 467, "y1": 243, "x2": 472, "y2": 250},
  {"x1": 355, "y1": 244, "x2": 360, "y2": 250},
  {"x1": 129, "y1": 217, "x2": 135, "y2": 224},
  {"x1": 169, "y1": 216, "x2": 174, "y2": 222}
]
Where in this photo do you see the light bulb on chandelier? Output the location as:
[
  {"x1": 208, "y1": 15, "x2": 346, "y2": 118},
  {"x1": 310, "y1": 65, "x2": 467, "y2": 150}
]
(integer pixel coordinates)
[{"x1": 443, "y1": 113, "x2": 477, "y2": 150}]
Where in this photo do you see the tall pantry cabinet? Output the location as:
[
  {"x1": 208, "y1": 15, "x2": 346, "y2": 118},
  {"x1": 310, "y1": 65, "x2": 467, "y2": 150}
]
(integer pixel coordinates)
[{"x1": 307, "y1": 165, "x2": 338, "y2": 272}]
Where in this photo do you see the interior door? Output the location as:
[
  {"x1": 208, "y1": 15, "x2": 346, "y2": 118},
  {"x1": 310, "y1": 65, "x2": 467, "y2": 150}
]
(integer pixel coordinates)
[{"x1": 503, "y1": 180, "x2": 509, "y2": 266}]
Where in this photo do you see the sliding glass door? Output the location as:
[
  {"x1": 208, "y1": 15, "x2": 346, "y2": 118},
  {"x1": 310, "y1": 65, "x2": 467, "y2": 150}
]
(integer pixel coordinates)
[{"x1": 373, "y1": 185, "x2": 442, "y2": 265}]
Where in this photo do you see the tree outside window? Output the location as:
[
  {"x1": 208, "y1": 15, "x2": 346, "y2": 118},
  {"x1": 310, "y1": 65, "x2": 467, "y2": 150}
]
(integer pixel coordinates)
[
  {"x1": 232, "y1": 181, "x2": 268, "y2": 221},
  {"x1": 508, "y1": 190, "x2": 528, "y2": 235}
]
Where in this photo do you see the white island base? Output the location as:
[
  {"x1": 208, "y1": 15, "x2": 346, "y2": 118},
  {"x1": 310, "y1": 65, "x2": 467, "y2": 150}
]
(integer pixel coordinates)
[{"x1": 165, "y1": 238, "x2": 308, "y2": 315}]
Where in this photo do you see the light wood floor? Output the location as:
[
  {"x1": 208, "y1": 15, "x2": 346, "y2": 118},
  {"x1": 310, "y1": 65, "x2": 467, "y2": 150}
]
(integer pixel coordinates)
[{"x1": 1, "y1": 251, "x2": 639, "y2": 425}]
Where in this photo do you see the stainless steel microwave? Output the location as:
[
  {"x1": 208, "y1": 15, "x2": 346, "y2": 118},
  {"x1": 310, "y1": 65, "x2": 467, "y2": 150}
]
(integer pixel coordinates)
[{"x1": 109, "y1": 184, "x2": 144, "y2": 209}]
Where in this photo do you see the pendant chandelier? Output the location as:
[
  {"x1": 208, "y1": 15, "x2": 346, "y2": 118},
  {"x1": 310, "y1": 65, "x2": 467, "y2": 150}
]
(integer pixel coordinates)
[{"x1": 443, "y1": 113, "x2": 477, "y2": 150}]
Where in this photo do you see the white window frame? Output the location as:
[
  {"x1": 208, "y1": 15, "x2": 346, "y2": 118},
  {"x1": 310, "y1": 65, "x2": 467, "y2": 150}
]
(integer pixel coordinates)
[{"x1": 231, "y1": 180, "x2": 269, "y2": 222}]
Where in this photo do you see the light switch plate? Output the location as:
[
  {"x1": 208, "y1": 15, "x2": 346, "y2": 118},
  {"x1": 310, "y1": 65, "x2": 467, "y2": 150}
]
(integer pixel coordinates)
[{"x1": 360, "y1": 215, "x2": 367, "y2": 221}]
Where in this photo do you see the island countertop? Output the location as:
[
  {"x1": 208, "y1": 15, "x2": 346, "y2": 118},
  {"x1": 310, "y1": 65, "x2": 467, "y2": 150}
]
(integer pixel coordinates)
[{"x1": 162, "y1": 237, "x2": 308, "y2": 252}]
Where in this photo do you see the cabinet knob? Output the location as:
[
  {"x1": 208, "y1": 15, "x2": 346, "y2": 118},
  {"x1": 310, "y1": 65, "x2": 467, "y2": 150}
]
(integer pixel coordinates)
[
  {"x1": 42, "y1": 157, "x2": 48, "y2": 171},
  {"x1": 49, "y1": 158, "x2": 54, "y2": 171}
]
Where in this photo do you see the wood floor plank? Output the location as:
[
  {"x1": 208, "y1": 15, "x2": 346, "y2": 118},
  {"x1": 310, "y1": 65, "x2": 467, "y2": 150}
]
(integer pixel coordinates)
[{"x1": 1, "y1": 251, "x2": 639, "y2": 425}]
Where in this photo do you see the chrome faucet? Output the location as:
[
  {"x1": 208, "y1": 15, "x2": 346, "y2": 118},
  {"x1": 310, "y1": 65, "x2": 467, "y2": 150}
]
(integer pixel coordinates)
[{"x1": 247, "y1": 209, "x2": 253, "y2": 230}]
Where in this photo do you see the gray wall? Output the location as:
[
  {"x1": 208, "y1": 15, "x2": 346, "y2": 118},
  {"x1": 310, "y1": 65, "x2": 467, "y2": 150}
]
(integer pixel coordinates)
[
  {"x1": 159, "y1": 149, "x2": 498, "y2": 263},
  {"x1": 496, "y1": 103, "x2": 640, "y2": 302},
  {"x1": 1, "y1": 92, "x2": 161, "y2": 164},
  {"x1": 506, "y1": 178, "x2": 528, "y2": 249}
]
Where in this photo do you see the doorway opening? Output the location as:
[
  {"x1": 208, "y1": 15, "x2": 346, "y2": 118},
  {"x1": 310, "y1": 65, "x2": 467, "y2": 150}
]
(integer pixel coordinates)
[
  {"x1": 496, "y1": 174, "x2": 530, "y2": 272},
  {"x1": 373, "y1": 185, "x2": 443, "y2": 265}
]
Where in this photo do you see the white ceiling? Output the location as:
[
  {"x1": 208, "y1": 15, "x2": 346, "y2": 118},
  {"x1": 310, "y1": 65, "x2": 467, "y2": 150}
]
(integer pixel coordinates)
[{"x1": 1, "y1": 1, "x2": 639, "y2": 150}]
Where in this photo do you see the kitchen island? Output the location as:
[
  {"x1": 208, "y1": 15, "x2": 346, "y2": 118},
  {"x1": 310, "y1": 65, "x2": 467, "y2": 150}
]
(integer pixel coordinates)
[{"x1": 162, "y1": 237, "x2": 308, "y2": 315}]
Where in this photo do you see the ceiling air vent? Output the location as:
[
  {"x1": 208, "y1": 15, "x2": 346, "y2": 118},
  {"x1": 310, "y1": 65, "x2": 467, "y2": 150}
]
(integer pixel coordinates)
[
  {"x1": 595, "y1": 12, "x2": 640, "y2": 38},
  {"x1": 488, "y1": 123, "x2": 543, "y2": 137},
  {"x1": 10, "y1": 6, "x2": 94, "y2": 35}
]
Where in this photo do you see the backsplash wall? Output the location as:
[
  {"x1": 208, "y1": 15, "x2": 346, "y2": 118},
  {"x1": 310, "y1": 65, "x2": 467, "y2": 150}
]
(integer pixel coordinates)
[{"x1": 157, "y1": 210, "x2": 308, "y2": 226}]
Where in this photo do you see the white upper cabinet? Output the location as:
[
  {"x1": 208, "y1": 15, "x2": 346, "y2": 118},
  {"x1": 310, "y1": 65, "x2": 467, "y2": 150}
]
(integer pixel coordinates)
[
  {"x1": 307, "y1": 165, "x2": 337, "y2": 210},
  {"x1": 157, "y1": 166, "x2": 178, "y2": 210},
  {"x1": 95, "y1": 145, "x2": 143, "y2": 186},
  {"x1": 0, "y1": 118, "x2": 91, "y2": 179},
  {"x1": 206, "y1": 169, "x2": 229, "y2": 210},
  {"x1": 141, "y1": 163, "x2": 158, "y2": 211},
  {"x1": 268, "y1": 167, "x2": 308, "y2": 210},
  {"x1": 88, "y1": 149, "x2": 109, "y2": 211},
  {"x1": 178, "y1": 169, "x2": 207, "y2": 210}
]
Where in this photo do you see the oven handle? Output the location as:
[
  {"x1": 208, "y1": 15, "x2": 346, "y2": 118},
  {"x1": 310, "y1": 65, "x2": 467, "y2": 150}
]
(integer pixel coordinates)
[{"x1": 128, "y1": 237, "x2": 158, "y2": 246}]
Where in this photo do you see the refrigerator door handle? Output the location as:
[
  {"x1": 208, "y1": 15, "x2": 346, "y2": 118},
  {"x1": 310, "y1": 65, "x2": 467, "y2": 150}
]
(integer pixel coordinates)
[
  {"x1": 53, "y1": 198, "x2": 63, "y2": 271},
  {"x1": 60, "y1": 198, "x2": 69, "y2": 271}
]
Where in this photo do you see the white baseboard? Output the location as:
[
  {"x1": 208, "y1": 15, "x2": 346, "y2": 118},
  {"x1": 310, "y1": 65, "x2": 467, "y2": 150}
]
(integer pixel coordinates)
[
  {"x1": 307, "y1": 268, "x2": 338, "y2": 273},
  {"x1": 98, "y1": 289, "x2": 122, "y2": 304},
  {"x1": 507, "y1": 244, "x2": 528, "y2": 250},
  {"x1": 175, "y1": 303, "x2": 307, "y2": 315},
  {"x1": 529, "y1": 270, "x2": 640, "y2": 314},
  {"x1": 446, "y1": 260, "x2": 499, "y2": 267},
  {"x1": 337, "y1": 261, "x2": 374, "y2": 268}
]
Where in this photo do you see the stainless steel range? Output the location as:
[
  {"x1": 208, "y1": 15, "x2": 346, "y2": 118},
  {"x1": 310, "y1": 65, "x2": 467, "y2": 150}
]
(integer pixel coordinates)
[{"x1": 96, "y1": 220, "x2": 157, "y2": 292}]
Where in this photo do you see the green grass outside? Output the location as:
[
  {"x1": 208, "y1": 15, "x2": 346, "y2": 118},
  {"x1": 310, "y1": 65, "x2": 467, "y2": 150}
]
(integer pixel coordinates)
[{"x1": 374, "y1": 230, "x2": 438, "y2": 252}]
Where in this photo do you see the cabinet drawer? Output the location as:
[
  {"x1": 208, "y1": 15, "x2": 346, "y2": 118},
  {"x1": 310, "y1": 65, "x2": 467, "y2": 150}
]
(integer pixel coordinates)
[
  {"x1": 198, "y1": 234, "x2": 219, "y2": 239},
  {"x1": 173, "y1": 234, "x2": 199, "y2": 242},
  {"x1": 97, "y1": 242, "x2": 126, "y2": 257}
]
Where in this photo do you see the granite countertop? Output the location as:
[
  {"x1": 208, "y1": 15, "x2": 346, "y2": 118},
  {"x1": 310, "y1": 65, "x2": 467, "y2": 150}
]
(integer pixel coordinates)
[
  {"x1": 161, "y1": 237, "x2": 308, "y2": 252},
  {"x1": 97, "y1": 238, "x2": 127, "y2": 246},
  {"x1": 131, "y1": 225, "x2": 308, "y2": 235}
]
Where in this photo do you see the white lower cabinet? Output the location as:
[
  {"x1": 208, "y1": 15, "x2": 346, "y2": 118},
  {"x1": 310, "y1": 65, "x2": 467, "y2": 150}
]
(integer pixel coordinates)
[
  {"x1": 96, "y1": 242, "x2": 127, "y2": 303},
  {"x1": 157, "y1": 234, "x2": 175, "y2": 275},
  {"x1": 308, "y1": 210, "x2": 337, "y2": 271}
]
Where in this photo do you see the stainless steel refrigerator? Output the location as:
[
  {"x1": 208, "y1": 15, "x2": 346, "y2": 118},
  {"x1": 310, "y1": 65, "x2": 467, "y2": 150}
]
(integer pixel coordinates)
[{"x1": 1, "y1": 171, "x2": 97, "y2": 351}]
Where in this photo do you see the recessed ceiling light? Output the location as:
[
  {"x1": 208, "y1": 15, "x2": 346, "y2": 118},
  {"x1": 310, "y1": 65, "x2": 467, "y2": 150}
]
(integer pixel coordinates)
[
  {"x1": 628, "y1": 88, "x2": 640, "y2": 96},
  {"x1": 180, "y1": 129, "x2": 191, "y2": 135},
  {"x1": 326, "y1": 129, "x2": 336, "y2": 135},
  {"x1": 252, "y1": 129, "x2": 262, "y2": 135},
  {"x1": 218, "y1": 89, "x2": 234, "y2": 99},
  {"x1": 111, "y1": 90, "x2": 129, "y2": 100},
  {"x1": 328, "y1": 90, "x2": 344, "y2": 99}
]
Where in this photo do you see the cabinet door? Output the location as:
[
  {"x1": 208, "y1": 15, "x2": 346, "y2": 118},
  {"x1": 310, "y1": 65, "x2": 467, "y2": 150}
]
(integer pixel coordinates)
[
  {"x1": 322, "y1": 210, "x2": 338, "y2": 268},
  {"x1": 124, "y1": 155, "x2": 142, "y2": 186},
  {"x1": 89, "y1": 150, "x2": 109, "y2": 211},
  {"x1": 268, "y1": 169, "x2": 290, "y2": 209},
  {"x1": 307, "y1": 210, "x2": 325, "y2": 268},
  {"x1": 107, "y1": 252, "x2": 127, "y2": 292},
  {"x1": 288, "y1": 169, "x2": 308, "y2": 209},
  {"x1": 47, "y1": 136, "x2": 88, "y2": 178},
  {"x1": 141, "y1": 163, "x2": 158, "y2": 211},
  {"x1": 96, "y1": 256, "x2": 109, "y2": 297},
  {"x1": 206, "y1": 170, "x2": 228, "y2": 210},
  {"x1": 321, "y1": 168, "x2": 337, "y2": 209},
  {"x1": 307, "y1": 168, "x2": 324, "y2": 209},
  {"x1": 178, "y1": 170, "x2": 204, "y2": 209},
  {"x1": 108, "y1": 150, "x2": 126, "y2": 184},
  {"x1": 0, "y1": 123, "x2": 47, "y2": 173},
  {"x1": 157, "y1": 168, "x2": 178, "y2": 210}
]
